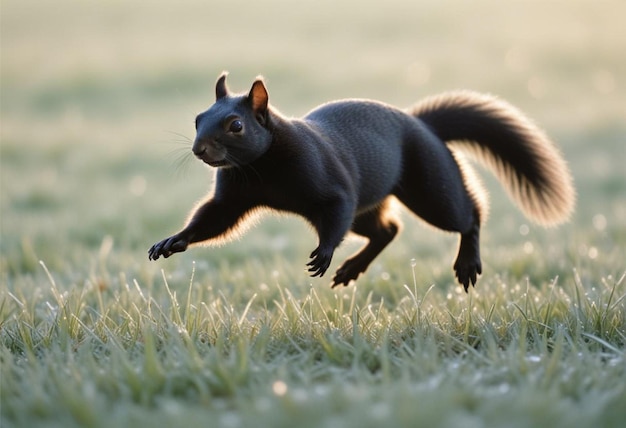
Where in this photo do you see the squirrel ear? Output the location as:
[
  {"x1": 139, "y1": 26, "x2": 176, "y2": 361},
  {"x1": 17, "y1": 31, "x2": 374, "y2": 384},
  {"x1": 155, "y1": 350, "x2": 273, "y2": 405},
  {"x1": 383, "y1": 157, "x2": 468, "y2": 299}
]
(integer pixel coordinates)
[
  {"x1": 216, "y1": 72, "x2": 229, "y2": 100},
  {"x1": 248, "y1": 78, "x2": 268, "y2": 115}
]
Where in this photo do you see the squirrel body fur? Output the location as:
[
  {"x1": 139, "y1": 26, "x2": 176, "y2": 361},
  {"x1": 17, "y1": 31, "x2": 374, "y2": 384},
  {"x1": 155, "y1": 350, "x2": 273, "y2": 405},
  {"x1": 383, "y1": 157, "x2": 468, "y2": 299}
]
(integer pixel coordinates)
[{"x1": 149, "y1": 73, "x2": 575, "y2": 291}]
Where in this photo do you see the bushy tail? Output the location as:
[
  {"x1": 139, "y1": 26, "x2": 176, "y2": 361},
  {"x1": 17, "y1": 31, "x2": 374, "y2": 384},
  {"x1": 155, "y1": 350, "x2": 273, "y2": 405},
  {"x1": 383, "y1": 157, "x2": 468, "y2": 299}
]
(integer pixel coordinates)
[{"x1": 409, "y1": 91, "x2": 575, "y2": 226}]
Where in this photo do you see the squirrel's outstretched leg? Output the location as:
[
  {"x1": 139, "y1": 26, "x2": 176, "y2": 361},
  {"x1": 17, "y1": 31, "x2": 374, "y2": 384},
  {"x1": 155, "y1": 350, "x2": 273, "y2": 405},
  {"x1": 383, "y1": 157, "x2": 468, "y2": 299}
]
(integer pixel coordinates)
[
  {"x1": 332, "y1": 197, "x2": 401, "y2": 287},
  {"x1": 148, "y1": 195, "x2": 252, "y2": 260}
]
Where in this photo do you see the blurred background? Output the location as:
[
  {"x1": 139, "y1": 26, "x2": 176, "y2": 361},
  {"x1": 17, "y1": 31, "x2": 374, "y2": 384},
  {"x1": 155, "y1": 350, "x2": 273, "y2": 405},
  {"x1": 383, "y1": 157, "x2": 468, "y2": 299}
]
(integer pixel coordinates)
[{"x1": 1, "y1": 0, "x2": 624, "y2": 288}]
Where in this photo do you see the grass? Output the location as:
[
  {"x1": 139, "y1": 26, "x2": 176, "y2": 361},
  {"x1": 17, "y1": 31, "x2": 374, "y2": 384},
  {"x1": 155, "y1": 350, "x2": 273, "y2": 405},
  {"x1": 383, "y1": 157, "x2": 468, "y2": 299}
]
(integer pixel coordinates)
[
  {"x1": 2, "y1": 263, "x2": 625, "y2": 428},
  {"x1": 1, "y1": 0, "x2": 625, "y2": 427},
  {"x1": 1, "y1": 264, "x2": 625, "y2": 427}
]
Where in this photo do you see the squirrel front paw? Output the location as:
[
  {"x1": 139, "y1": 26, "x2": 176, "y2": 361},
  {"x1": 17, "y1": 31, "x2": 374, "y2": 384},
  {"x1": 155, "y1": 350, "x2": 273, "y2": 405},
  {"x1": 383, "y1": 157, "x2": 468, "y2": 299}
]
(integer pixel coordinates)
[
  {"x1": 148, "y1": 234, "x2": 190, "y2": 260},
  {"x1": 306, "y1": 246, "x2": 334, "y2": 278}
]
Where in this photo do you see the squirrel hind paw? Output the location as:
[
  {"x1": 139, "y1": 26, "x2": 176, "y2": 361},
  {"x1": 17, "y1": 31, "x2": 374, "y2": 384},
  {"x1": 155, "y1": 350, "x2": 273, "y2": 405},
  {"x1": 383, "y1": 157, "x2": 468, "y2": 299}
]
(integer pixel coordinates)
[
  {"x1": 331, "y1": 260, "x2": 364, "y2": 288},
  {"x1": 453, "y1": 259, "x2": 482, "y2": 292}
]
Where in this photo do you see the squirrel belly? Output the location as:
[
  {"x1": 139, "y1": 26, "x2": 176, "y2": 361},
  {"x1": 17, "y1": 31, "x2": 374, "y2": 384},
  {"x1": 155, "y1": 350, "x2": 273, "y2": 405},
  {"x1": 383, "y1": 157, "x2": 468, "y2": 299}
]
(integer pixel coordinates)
[{"x1": 148, "y1": 73, "x2": 575, "y2": 292}]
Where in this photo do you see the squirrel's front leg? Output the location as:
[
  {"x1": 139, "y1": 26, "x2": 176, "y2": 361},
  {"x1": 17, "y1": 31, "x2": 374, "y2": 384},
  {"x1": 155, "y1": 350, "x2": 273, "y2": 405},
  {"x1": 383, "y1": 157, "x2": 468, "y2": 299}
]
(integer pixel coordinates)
[
  {"x1": 306, "y1": 197, "x2": 355, "y2": 277},
  {"x1": 148, "y1": 197, "x2": 251, "y2": 261}
]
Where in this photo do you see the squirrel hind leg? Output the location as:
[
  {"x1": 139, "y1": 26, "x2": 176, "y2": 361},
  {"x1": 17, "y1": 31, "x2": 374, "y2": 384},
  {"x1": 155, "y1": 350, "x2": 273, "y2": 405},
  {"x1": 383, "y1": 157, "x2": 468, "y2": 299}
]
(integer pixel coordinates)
[
  {"x1": 332, "y1": 200, "x2": 401, "y2": 287},
  {"x1": 453, "y1": 215, "x2": 482, "y2": 292}
]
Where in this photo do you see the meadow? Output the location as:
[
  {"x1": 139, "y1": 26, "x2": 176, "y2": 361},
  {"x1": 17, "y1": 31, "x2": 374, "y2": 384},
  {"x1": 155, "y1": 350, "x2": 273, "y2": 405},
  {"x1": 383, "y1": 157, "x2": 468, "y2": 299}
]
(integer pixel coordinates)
[{"x1": 1, "y1": 1, "x2": 625, "y2": 427}]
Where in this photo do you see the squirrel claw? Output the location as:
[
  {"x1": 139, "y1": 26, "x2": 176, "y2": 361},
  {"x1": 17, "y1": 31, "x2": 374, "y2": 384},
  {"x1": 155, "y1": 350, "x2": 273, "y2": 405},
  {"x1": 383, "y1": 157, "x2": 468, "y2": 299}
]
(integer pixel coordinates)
[
  {"x1": 453, "y1": 260, "x2": 482, "y2": 292},
  {"x1": 307, "y1": 246, "x2": 333, "y2": 278},
  {"x1": 330, "y1": 256, "x2": 366, "y2": 288},
  {"x1": 148, "y1": 234, "x2": 189, "y2": 261}
]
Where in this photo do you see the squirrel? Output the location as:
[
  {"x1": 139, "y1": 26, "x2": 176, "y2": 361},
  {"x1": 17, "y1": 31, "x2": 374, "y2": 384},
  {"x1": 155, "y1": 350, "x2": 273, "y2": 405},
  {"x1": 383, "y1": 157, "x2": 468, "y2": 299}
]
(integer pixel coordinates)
[{"x1": 148, "y1": 72, "x2": 575, "y2": 291}]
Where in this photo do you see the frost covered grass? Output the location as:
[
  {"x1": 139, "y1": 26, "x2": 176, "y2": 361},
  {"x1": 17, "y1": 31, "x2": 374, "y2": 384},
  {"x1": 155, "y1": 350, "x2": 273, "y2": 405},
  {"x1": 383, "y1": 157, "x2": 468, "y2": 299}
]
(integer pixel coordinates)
[
  {"x1": 2, "y1": 261, "x2": 625, "y2": 428},
  {"x1": 0, "y1": 260, "x2": 626, "y2": 427},
  {"x1": 2, "y1": 0, "x2": 625, "y2": 427}
]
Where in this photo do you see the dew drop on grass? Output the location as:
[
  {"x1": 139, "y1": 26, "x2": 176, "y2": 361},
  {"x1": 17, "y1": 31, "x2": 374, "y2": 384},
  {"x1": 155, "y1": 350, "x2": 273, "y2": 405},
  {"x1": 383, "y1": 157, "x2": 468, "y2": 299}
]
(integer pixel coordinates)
[
  {"x1": 492, "y1": 383, "x2": 511, "y2": 395},
  {"x1": 272, "y1": 380, "x2": 288, "y2": 396},
  {"x1": 592, "y1": 214, "x2": 607, "y2": 231},
  {"x1": 519, "y1": 224, "x2": 529, "y2": 236},
  {"x1": 99, "y1": 235, "x2": 114, "y2": 259},
  {"x1": 523, "y1": 242, "x2": 534, "y2": 254},
  {"x1": 526, "y1": 355, "x2": 542, "y2": 363},
  {"x1": 45, "y1": 301, "x2": 58, "y2": 316},
  {"x1": 313, "y1": 384, "x2": 330, "y2": 397}
]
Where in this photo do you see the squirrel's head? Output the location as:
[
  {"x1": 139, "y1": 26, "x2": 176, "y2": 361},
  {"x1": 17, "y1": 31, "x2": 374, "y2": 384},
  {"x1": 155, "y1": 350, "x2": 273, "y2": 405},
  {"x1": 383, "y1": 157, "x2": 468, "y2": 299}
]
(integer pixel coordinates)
[{"x1": 192, "y1": 72, "x2": 272, "y2": 168}]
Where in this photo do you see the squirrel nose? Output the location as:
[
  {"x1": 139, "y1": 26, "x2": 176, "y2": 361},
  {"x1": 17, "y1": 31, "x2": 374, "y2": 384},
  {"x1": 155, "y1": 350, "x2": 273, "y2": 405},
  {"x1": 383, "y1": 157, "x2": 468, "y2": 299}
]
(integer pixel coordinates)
[
  {"x1": 192, "y1": 139, "x2": 209, "y2": 157},
  {"x1": 193, "y1": 145, "x2": 206, "y2": 156}
]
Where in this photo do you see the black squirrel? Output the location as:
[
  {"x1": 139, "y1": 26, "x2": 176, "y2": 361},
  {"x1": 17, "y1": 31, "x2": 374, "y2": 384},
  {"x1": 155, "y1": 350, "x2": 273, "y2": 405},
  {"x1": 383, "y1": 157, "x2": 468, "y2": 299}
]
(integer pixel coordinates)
[{"x1": 149, "y1": 73, "x2": 575, "y2": 291}]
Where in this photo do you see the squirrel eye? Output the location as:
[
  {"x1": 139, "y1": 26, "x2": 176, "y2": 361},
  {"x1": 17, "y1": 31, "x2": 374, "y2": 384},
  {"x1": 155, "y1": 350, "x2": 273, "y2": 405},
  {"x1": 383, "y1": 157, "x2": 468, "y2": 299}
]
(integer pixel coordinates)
[{"x1": 229, "y1": 119, "x2": 243, "y2": 133}]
